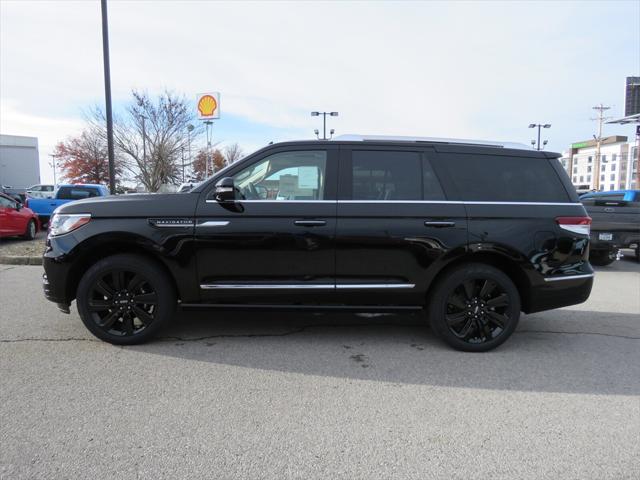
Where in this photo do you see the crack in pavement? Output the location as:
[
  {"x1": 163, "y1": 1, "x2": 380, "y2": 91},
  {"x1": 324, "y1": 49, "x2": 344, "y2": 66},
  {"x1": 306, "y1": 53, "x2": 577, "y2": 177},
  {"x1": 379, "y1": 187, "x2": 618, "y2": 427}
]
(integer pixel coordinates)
[{"x1": 0, "y1": 323, "x2": 639, "y2": 343}]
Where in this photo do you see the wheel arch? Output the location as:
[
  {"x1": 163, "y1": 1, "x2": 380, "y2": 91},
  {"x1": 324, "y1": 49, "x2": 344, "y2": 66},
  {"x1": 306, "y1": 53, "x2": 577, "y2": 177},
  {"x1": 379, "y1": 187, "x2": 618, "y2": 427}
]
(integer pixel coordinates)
[
  {"x1": 64, "y1": 234, "x2": 185, "y2": 303},
  {"x1": 425, "y1": 250, "x2": 534, "y2": 313}
]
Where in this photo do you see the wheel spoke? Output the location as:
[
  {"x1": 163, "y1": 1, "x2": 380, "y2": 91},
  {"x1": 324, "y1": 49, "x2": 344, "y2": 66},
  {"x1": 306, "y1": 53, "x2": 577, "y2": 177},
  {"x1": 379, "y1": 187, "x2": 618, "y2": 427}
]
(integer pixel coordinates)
[
  {"x1": 462, "y1": 280, "x2": 475, "y2": 300},
  {"x1": 486, "y1": 293, "x2": 509, "y2": 308},
  {"x1": 122, "y1": 315, "x2": 134, "y2": 335},
  {"x1": 98, "y1": 309, "x2": 119, "y2": 329},
  {"x1": 486, "y1": 311, "x2": 508, "y2": 329},
  {"x1": 479, "y1": 280, "x2": 496, "y2": 298},
  {"x1": 446, "y1": 311, "x2": 468, "y2": 326},
  {"x1": 112, "y1": 271, "x2": 125, "y2": 290},
  {"x1": 448, "y1": 294, "x2": 467, "y2": 310},
  {"x1": 127, "y1": 274, "x2": 145, "y2": 292},
  {"x1": 133, "y1": 306, "x2": 154, "y2": 325},
  {"x1": 455, "y1": 318, "x2": 475, "y2": 339},
  {"x1": 133, "y1": 292, "x2": 157, "y2": 305},
  {"x1": 88, "y1": 299, "x2": 112, "y2": 311},
  {"x1": 95, "y1": 279, "x2": 114, "y2": 298}
]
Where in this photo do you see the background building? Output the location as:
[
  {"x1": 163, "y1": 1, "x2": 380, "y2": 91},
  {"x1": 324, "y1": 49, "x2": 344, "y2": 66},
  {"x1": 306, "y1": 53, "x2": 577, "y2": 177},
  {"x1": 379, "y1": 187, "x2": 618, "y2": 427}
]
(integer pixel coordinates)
[
  {"x1": 0, "y1": 134, "x2": 40, "y2": 188},
  {"x1": 561, "y1": 135, "x2": 638, "y2": 191}
]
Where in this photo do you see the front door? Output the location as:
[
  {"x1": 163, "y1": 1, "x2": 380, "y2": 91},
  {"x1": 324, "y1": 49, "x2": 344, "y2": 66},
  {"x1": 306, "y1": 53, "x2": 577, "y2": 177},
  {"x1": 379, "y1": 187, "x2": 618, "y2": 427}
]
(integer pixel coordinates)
[
  {"x1": 195, "y1": 146, "x2": 338, "y2": 303},
  {"x1": 335, "y1": 147, "x2": 468, "y2": 306}
]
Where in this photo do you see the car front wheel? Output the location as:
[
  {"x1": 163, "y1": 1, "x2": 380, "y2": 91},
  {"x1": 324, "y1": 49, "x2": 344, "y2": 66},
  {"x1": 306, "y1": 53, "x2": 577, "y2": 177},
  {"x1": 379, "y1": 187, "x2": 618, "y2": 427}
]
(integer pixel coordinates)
[
  {"x1": 76, "y1": 254, "x2": 176, "y2": 345},
  {"x1": 428, "y1": 263, "x2": 520, "y2": 352},
  {"x1": 23, "y1": 219, "x2": 36, "y2": 240}
]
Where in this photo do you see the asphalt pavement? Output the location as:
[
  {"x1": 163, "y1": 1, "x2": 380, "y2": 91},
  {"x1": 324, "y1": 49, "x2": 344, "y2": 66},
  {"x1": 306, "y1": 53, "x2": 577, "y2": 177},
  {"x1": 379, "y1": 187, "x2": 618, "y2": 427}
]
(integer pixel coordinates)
[{"x1": 1, "y1": 259, "x2": 639, "y2": 479}]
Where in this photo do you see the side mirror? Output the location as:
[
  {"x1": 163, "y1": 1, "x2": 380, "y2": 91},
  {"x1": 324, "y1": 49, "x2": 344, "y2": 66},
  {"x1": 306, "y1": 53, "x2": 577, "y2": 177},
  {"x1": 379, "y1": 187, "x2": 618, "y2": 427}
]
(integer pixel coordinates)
[
  {"x1": 214, "y1": 177, "x2": 236, "y2": 202},
  {"x1": 15, "y1": 202, "x2": 22, "y2": 211}
]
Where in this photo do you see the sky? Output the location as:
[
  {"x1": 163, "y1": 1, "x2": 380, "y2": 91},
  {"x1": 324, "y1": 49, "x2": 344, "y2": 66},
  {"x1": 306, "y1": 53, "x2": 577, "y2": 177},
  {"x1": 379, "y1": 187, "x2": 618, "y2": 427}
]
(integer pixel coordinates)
[{"x1": 1, "y1": 0, "x2": 639, "y2": 184}]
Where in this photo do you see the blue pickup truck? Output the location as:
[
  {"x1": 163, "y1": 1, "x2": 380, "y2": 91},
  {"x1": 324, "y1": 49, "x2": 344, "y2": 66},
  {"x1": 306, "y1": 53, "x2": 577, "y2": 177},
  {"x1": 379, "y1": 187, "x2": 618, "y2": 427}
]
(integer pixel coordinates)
[{"x1": 26, "y1": 184, "x2": 110, "y2": 226}]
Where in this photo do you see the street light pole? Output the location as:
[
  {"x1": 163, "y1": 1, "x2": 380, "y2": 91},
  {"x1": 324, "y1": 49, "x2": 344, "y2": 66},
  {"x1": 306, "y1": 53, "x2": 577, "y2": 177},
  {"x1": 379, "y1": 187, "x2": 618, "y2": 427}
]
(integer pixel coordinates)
[
  {"x1": 311, "y1": 111, "x2": 339, "y2": 140},
  {"x1": 591, "y1": 104, "x2": 611, "y2": 191},
  {"x1": 100, "y1": 0, "x2": 116, "y2": 194},
  {"x1": 528, "y1": 123, "x2": 551, "y2": 151},
  {"x1": 49, "y1": 154, "x2": 57, "y2": 186}
]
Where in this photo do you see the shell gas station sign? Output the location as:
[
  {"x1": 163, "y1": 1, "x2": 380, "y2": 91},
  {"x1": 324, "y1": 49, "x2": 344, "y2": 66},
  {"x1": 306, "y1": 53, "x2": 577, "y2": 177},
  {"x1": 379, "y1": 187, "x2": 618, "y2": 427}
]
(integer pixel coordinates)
[{"x1": 196, "y1": 92, "x2": 220, "y2": 120}]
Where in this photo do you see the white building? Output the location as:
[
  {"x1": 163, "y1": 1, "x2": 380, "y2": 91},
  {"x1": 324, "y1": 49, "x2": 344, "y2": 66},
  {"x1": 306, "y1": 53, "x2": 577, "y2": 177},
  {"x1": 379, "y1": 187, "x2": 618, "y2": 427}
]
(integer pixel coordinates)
[
  {"x1": 0, "y1": 134, "x2": 40, "y2": 188},
  {"x1": 560, "y1": 136, "x2": 638, "y2": 191}
]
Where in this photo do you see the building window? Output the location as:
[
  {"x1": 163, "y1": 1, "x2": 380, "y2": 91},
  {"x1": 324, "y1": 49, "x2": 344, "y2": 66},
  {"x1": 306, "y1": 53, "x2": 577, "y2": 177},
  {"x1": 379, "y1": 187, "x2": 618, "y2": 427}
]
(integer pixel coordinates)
[
  {"x1": 574, "y1": 156, "x2": 579, "y2": 165},
  {"x1": 587, "y1": 166, "x2": 592, "y2": 173},
  {"x1": 602, "y1": 155, "x2": 607, "y2": 163},
  {"x1": 601, "y1": 174, "x2": 605, "y2": 182},
  {"x1": 586, "y1": 175, "x2": 591, "y2": 182},
  {"x1": 610, "y1": 184, "x2": 614, "y2": 190},
  {"x1": 573, "y1": 176, "x2": 577, "y2": 183},
  {"x1": 573, "y1": 167, "x2": 578, "y2": 174},
  {"x1": 579, "y1": 176, "x2": 584, "y2": 182},
  {"x1": 612, "y1": 153, "x2": 617, "y2": 162},
  {"x1": 588, "y1": 156, "x2": 593, "y2": 163},
  {"x1": 601, "y1": 164, "x2": 606, "y2": 172},
  {"x1": 611, "y1": 163, "x2": 616, "y2": 171},
  {"x1": 611, "y1": 173, "x2": 615, "y2": 181}
]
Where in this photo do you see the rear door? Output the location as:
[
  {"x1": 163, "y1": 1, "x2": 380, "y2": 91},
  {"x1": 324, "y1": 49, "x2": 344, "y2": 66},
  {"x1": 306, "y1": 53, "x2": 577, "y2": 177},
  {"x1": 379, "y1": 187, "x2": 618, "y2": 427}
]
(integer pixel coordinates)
[
  {"x1": 194, "y1": 145, "x2": 338, "y2": 303},
  {"x1": 335, "y1": 146, "x2": 468, "y2": 305}
]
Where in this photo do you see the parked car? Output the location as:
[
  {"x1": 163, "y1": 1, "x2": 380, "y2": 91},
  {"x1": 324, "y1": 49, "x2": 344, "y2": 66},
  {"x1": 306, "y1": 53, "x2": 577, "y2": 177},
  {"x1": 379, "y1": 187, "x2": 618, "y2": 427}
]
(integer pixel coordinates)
[
  {"x1": 26, "y1": 184, "x2": 55, "y2": 199},
  {"x1": 0, "y1": 192, "x2": 39, "y2": 239},
  {"x1": 1, "y1": 185, "x2": 26, "y2": 203},
  {"x1": 42, "y1": 136, "x2": 594, "y2": 351},
  {"x1": 580, "y1": 190, "x2": 640, "y2": 265},
  {"x1": 26, "y1": 184, "x2": 109, "y2": 227}
]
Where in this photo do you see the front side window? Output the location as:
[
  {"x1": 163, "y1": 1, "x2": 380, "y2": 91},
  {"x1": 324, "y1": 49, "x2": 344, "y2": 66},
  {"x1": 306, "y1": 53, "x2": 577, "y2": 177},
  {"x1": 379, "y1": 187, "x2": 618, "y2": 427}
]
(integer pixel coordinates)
[
  {"x1": 0, "y1": 196, "x2": 15, "y2": 208},
  {"x1": 352, "y1": 151, "x2": 424, "y2": 200},
  {"x1": 232, "y1": 150, "x2": 326, "y2": 201}
]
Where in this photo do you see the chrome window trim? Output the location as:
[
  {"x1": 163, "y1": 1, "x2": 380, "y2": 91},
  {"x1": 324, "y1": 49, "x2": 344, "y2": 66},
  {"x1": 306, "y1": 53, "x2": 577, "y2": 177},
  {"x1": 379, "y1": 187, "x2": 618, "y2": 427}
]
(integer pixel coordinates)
[
  {"x1": 335, "y1": 283, "x2": 415, "y2": 289},
  {"x1": 543, "y1": 273, "x2": 594, "y2": 282}
]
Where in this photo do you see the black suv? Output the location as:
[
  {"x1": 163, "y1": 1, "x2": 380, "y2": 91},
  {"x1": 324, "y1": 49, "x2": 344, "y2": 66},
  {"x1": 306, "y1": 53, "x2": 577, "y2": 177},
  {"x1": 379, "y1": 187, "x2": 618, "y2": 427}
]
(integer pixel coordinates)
[{"x1": 42, "y1": 136, "x2": 594, "y2": 351}]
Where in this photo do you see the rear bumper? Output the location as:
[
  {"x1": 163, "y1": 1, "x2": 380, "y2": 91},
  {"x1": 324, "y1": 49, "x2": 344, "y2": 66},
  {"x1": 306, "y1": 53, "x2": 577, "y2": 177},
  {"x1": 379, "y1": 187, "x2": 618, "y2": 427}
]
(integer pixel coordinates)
[{"x1": 525, "y1": 273, "x2": 594, "y2": 313}]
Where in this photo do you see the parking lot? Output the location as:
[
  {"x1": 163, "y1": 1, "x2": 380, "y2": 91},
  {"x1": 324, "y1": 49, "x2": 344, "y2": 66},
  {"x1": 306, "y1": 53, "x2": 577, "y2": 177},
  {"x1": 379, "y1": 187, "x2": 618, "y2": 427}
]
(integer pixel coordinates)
[{"x1": 1, "y1": 258, "x2": 638, "y2": 480}]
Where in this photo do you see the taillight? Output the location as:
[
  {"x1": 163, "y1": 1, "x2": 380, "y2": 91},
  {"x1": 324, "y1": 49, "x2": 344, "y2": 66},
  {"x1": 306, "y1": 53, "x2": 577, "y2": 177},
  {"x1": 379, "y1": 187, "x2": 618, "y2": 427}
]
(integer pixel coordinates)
[{"x1": 556, "y1": 216, "x2": 591, "y2": 236}]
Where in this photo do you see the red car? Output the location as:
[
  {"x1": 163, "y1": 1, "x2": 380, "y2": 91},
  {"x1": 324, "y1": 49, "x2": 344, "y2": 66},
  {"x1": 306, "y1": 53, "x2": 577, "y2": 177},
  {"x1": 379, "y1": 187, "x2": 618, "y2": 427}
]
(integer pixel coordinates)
[{"x1": 0, "y1": 192, "x2": 39, "y2": 239}]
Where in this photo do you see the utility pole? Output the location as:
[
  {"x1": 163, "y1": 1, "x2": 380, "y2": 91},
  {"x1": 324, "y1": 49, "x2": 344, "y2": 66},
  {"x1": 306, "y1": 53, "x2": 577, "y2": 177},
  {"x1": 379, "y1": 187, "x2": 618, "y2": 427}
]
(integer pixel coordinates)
[
  {"x1": 204, "y1": 120, "x2": 213, "y2": 177},
  {"x1": 591, "y1": 104, "x2": 611, "y2": 191},
  {"x1": 100, "y1": 0, "x2": 116, "y2": 194}
]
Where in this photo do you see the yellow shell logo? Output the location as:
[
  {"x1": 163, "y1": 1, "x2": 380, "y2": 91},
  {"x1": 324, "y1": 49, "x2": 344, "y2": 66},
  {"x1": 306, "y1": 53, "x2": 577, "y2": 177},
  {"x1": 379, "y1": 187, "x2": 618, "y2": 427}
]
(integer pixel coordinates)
[{"x1": 198, "y1": 95, "x2": 218, "y2": 117}]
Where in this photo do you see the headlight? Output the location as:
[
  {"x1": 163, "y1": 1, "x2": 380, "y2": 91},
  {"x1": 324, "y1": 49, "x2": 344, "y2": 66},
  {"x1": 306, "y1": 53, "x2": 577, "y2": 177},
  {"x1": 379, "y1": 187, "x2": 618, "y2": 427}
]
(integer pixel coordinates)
[{"x1": 48, "y1": 213, "x2": 92, "y2": 237}]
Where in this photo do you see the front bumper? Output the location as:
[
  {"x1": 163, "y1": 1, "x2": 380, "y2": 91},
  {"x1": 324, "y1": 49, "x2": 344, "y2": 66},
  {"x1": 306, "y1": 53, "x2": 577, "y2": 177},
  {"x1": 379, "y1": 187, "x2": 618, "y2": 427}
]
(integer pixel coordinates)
[{"x1": 42, "y1": 272, "x2": 70, "y2": 313}]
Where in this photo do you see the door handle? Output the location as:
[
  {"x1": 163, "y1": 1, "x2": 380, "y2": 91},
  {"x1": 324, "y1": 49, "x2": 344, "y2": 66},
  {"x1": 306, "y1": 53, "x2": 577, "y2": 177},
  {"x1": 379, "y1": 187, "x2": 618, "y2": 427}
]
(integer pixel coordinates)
[
  {"x1": 294, "y1": 220, "x2": 326, "y2": 227},
  {"x1": 424, "y1": 221, "x2": 456, "y2": 228}
]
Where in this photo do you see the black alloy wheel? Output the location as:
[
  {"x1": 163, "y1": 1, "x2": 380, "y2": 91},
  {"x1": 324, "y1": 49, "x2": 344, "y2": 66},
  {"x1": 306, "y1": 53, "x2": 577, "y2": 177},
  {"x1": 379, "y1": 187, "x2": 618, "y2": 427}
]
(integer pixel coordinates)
[
  {"x1": 77, "y1": 254, "x2": 175, "y2": 345},
  {"x1": 445, "y1": 279, "x2": 510, "y2": 343},
  {"x1": 87, "y1": 269, "x2": 158, "y2": 337},
  {"x1": 428, "y1": 263, "x2": 520, "y2": 352}
]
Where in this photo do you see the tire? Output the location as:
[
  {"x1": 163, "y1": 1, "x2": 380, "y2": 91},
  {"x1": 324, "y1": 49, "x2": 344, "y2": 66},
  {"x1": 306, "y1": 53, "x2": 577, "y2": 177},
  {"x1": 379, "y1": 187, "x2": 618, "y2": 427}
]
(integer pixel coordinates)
[
  {"x1": 76, "y1": 254, "x2": 176, "y2": 345},
  {"x1": 23, "y1": 219, "x2": 36, "y2": 240},
  {"x1": 427, "y1": 263, "x2": 520, "y2": 352},
  {"x1": 589, "y1": 250, "x2": 616, "y2": 267}
]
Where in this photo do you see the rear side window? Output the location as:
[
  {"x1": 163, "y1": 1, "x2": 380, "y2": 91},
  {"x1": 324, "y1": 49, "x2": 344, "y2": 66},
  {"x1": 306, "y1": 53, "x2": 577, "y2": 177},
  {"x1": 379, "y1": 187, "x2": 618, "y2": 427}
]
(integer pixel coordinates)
[
  {"x1": 351, "y1": 151, "x2": 445, "y2": 200},
  {"x1": 439, "y1": 154, "x2": 570, "y2": 202},
  {"x1": 57, "y1": 187, "x2": 100, "y2": 200}
]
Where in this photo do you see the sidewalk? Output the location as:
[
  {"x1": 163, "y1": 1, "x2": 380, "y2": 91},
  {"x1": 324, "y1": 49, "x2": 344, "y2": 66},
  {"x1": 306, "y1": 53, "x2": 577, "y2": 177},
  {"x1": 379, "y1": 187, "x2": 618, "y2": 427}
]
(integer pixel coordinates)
[{"x1": 0, "y1": 232, "x2": 46, "y2": 265}]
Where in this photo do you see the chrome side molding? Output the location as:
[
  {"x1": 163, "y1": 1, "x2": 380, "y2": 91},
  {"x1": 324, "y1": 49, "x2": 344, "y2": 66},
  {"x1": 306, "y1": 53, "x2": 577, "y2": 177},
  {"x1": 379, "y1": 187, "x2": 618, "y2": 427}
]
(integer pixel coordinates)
[{"x1": 543, "y1": 273, "x2": 594, "y2": 282}]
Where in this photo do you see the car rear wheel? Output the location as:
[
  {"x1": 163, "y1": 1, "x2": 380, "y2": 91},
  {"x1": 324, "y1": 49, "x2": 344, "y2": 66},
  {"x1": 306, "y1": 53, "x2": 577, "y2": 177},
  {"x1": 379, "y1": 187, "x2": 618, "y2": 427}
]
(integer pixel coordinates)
[
  {"x1": 427, "y1": 263, "x2": 520, "y2": 352},
  {"x1": 589, "y1": 249, "x2": 616, "y2": 266},
  {"x1": 23, "y1": 219, "x2": 36, "y2": 240},
  {"x1": 76, "y1": 254, "x2": 176, "y2": 345}
]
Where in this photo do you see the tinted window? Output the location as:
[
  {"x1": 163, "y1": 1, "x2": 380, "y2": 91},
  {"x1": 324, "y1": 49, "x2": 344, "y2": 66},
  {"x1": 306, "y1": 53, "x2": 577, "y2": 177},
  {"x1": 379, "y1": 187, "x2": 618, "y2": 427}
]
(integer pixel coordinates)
[
  {"x1": 232, "y1": 151, "x2": 326, "y2": 200},
  {"x1": 0, "y1": 195, "x2": 15, "y2": 208},
  {"x1": 440, "y1": 154, "x2": 570, "y2": 202},
  {"x1": 422, "y1": 158, "x2": 446, "y2": 200},
  {"x1": 352, "y1": 151, "x2": 422, "y2": 200},
  {"x1": 57, "y1": 187, "x2": 101, "y2": 200}
]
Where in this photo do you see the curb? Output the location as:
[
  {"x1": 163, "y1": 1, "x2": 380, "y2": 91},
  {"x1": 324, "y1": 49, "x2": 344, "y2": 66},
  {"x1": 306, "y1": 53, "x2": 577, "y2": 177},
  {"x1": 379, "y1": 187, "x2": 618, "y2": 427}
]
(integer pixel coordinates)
[{"x1": 0, "y1": 256, "x2": 43, "y2": 266}]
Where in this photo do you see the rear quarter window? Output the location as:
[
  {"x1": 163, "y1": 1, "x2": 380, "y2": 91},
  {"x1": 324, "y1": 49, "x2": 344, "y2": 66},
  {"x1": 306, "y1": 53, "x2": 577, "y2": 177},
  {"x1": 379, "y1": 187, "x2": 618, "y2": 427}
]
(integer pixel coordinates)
[
  {"x1": 438, "y1": 153, "x2": 570, "y2": 202},
  {"x1": 57, "y1": 187, "x2": 101, "y2": 200}
]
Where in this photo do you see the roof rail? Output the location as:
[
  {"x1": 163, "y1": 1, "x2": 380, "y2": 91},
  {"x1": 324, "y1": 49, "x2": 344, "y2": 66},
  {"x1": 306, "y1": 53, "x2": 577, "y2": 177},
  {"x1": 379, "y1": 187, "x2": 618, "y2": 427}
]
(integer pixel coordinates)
[{"x1": 332, "y1": 134, "x2": 529, "y2": 150}]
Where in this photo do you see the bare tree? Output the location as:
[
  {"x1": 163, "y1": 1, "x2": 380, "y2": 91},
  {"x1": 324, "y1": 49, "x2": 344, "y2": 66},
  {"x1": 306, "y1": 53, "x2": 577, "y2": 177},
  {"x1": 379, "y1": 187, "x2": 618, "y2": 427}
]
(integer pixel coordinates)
[
  {"x1": 90, "y1": 90, "x2": 200, "y2": 192},
  {"x1": 223, "y1": 143, "x2": 244, "y2": 164}
]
